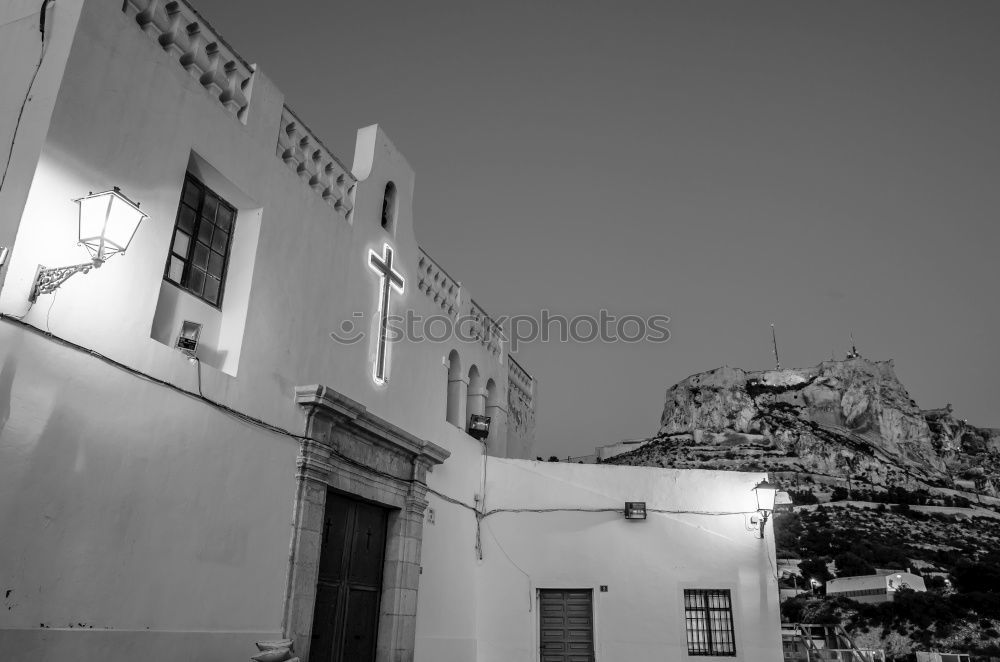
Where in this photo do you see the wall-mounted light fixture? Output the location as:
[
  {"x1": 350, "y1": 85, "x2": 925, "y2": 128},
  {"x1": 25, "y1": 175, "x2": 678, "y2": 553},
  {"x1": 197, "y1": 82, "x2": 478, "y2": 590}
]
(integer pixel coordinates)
[
  {"x1": 751, "y1": 479, "x2": 778, "y2": 538},
  {"x1": 175, "y1": 320, "x2": 202, "y2": 358},
  {"x1": 468, "y1": 414, "x2": 491, "y2": 441},
  {"x1": 624, "y1": 501, "x2": 647, "y2": 520},
  {"x1": 29, "y1": 187, "x2": 148, "y2": 302}
]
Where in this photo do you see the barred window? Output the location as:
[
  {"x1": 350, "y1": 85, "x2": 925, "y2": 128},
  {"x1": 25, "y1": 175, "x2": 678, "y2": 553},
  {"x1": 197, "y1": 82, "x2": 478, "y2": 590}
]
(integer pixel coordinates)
[
  {"x1": 684, "y1": 589, "x2": 736, "y2": 656},
  {"x1": 164, "y1": 174, "x2": 236, "y2": 307}
]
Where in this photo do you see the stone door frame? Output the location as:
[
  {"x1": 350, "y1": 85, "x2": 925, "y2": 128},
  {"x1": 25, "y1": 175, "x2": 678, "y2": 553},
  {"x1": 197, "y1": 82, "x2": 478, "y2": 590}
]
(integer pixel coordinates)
[{"x1": 283, "y1": 385, "x2": 450, "y2": 662}]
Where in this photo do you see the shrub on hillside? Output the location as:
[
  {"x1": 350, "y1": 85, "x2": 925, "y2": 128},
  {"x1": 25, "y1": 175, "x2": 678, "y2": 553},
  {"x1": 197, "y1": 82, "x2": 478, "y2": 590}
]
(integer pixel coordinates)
[
  {"x1": 952, "y1": 561, "x2": 1000, "y2": 594},
  {"x1": 789, "y1": 490, "x2": 819, "y2": 505},
  {"x1": 799, "y1": 557, "x2": 833, "y2": 586},
  {"x1": 834, "y1": 552, "x2": 876, "y2": 578}
]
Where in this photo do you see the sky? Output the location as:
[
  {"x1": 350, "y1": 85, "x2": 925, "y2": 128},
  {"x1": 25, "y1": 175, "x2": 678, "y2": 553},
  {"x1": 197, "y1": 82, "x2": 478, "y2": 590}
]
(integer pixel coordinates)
[{"x1": 192, "y1": 0, "x2": 1000, "y2": 458}]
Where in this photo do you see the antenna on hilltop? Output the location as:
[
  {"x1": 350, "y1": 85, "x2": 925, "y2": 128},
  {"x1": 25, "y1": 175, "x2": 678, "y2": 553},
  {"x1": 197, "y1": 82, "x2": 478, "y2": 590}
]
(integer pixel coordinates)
[
  {"x1": 847, "y1": 332, "x2": 861, "y2": 359},
  {"x1": 770, "y1": 323, "x2": 781, "y2": 370}
]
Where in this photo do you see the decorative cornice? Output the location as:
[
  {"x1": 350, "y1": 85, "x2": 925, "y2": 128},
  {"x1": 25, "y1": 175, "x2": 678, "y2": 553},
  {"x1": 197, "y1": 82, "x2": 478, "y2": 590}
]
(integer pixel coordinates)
[
  {"x1": 416, "y1": 248, "x2": 460, "y2": 319},
  {"x1": 508, "y1": 355, "x2": 534, "y2": 408},
  {"x1": 295, "y1": 384, "x2": 450, "y2": 468},
  {"x1": 469, "y1": 299, "x2": 504, "y2": 359},
  {"x1": 276, "y1": 106, "x2": 356, "y2": 220},
  {"x1": 123, "y1": 0, "x2": 255, "y2": 121}
]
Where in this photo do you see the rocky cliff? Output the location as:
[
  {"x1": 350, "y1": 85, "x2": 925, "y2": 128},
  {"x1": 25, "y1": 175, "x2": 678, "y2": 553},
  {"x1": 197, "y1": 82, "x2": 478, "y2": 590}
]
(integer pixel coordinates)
[{"x1": 608, "y1": 356, "x2": 1000, "y2": 498}]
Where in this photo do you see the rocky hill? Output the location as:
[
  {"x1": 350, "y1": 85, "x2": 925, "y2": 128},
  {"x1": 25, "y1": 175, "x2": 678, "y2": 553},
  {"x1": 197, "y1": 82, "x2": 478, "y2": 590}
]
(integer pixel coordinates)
[
  {"x1": 607, "y1": 356, "x2": 1000, "y2": 502},
  {"x1": 605, "y1": 355, "x2": 1000, "y2": 659}
]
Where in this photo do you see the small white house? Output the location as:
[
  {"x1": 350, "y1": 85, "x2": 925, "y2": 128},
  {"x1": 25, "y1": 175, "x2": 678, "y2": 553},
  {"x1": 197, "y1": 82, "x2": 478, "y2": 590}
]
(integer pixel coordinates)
[{"x1": 826, "y1": 572, "x2": 927, "y2": 604}]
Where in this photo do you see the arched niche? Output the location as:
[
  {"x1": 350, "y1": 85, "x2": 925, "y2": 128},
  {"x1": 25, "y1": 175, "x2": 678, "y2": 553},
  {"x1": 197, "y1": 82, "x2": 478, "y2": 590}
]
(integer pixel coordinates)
[
  {"x1": 446, "y1": 350, "x2": 466, "y2": 427},
  {"x1": 381, "y1": 182, "x2": 397, "y2": 232},
  {"x1": 466, "y1": 365, "x2": 486, "y2": 430}
]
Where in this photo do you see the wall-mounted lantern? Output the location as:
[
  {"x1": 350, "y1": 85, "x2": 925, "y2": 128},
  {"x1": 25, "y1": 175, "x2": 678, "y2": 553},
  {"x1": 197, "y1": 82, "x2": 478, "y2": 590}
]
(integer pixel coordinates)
[
  {"x1": 624, "y1": 501, "x2": 647, "y2": 520},
  {"x1": 468, "y1": 414, "x2": 491, "y2": 441},
  {"x1": 751, "y1": 479, "x2": 778, "y2": 538},
  {"x1": 29, "y1": 187, "x2": 148, "y2": 302}
]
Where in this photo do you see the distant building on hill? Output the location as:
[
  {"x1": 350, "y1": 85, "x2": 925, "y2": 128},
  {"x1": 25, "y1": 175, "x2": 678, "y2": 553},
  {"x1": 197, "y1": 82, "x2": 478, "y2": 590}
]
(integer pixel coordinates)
[
  {"x1": 915, "y1": 652, "x2": 971, "y2": 662},
  {"x1": 826, "y1": 571, "x2": 926, "y2": 603},
  {"x1": 596, "y1": 438, "x2": 651, "y2": 461},
  {"x1": 774, "y1": 491, "x2": 793, "y2": 513}
]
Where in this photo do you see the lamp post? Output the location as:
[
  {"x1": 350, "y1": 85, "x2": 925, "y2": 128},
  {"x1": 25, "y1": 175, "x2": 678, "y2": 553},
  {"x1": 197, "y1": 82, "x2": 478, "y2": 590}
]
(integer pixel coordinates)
[
  {"x1": 29, "y1": 187, "x2": 148, "y2": 302},
  {"x1": 752, "y1": 479, "x2": 778, "y2": 539}
]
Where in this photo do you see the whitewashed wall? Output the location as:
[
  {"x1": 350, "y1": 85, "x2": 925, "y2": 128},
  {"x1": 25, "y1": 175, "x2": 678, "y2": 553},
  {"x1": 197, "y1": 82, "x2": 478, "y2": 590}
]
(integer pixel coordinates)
[
  {"x1": 0, "y1": 0, "x2": 525, "y2": 659},
  {"x1": 428, "y1": 461, "x2": 783, "y2": 662},
  {"x1": 0, "y1": 323, "x2": 296, "y2": 659},
  {"x1": 0, "y1": 0, "x2": 521, "y2": 457}
]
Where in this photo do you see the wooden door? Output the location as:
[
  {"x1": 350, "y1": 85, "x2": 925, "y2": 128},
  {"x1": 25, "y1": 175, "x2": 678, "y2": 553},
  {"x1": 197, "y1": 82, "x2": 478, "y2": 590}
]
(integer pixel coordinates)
[
  {"x1": 311, "y1": 490, "x2": 388, "y2": 662},
  {"x1": 539, "y1": 589, "x2": 595, "y2": 662}
]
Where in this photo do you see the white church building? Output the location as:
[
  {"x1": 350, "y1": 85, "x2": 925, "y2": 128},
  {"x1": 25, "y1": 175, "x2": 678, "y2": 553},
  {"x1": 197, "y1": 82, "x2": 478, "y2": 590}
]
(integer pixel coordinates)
[{"x1": 0, "y1": 1, "x2": 782, "y2": 660}]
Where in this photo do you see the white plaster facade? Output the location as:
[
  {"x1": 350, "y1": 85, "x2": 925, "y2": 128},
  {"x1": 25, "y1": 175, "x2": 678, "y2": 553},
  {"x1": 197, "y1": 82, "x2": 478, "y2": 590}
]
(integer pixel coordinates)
[{"x1": 0, "y1": 1, "x2": 782, "y2": 660}]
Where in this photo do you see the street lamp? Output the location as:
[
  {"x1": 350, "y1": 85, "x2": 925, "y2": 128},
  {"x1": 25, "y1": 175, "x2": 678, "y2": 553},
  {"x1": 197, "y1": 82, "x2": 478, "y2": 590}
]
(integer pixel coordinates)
[
  {"x1": 752, "y1": 479, "x2": 778, "y2": 538},
  {"x1": 29, "y1": 187, "x2": 148, "y2": 302}
]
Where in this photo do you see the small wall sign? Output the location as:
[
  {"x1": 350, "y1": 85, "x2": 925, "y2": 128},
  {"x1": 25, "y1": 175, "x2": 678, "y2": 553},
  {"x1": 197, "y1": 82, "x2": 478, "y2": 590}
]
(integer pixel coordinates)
[
  {"x1": 624, "y1": 502, "x2": 647, "y2": 520},
  {"x1": 176, "y1": 320, "x2": 202, "y2": 358}
]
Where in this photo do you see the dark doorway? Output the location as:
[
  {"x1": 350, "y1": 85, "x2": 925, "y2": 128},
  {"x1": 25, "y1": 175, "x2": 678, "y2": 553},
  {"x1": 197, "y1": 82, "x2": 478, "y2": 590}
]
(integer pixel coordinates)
[
  {"x1": 539, "y1": 589, "x2": 595, "y2": 662},
  {"x1": 310, "y1": 489, "x2": 389, "y2": 662}
]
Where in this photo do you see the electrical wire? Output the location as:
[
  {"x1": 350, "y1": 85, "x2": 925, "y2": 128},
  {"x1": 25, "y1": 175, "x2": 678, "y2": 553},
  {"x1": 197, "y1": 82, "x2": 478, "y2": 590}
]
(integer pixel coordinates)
[
  {"x1": 763, "y1": 532, "x2": 781, "y2": 582},
  {"x1": 0, "y1": 0, "x2": 54, "y2": 194},
  {"x1": 194, "y1": 357, "x2": 204, "y2": 397},
  {"x1": 0, "y1": 313, "x2": 414, "y2": 489},
  {"x1": 7, "y1": 300, "x2": 35, "y2": 320},
  {"x1": 44, "y1": 289, "x2": 57, "y2": 332},
  {"x1": 423, "y1": 488, "x2": 758, "y2": 521},
  {"x1": 2, "y1": 312, "x2": 772, "y2": 587},
  {"x1": 425, "y1": 487, "x2": 477, "y2": 512},
  {"x1": 483, "y1": 506, "x2": 757, "y2": 518},
  {"x1": 482, "y1": 517, "x2": 533, "y2": 612},
  {"x1": 475, "y1": 438, "x2": 488, "y2": 560}
]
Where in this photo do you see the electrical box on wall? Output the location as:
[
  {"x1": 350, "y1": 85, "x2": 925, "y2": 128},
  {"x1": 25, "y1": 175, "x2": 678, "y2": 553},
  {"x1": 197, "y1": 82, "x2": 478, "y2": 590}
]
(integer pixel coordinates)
[
  {"x1": 624, "y1": 502, "x2": 647, "y2": 520},
  {"x1": 468, "y1": 414, "x2": 491, "y2": 441}
]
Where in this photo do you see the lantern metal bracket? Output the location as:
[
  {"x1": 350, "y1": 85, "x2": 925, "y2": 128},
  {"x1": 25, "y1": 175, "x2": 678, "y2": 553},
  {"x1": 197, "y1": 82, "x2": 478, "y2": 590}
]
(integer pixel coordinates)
[
  {"x1": 753, "y1": 510, "x2": 771, "y2": 539},
  {"x1": 29, "y1": 259, "x2": 101, "y2": 302}
]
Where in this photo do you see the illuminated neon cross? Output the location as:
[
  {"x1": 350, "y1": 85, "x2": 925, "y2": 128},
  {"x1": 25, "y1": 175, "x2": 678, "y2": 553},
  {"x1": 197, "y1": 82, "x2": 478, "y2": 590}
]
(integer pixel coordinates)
[{"x1": 368, "y1": 243, "x2": 405, "y2": 384}]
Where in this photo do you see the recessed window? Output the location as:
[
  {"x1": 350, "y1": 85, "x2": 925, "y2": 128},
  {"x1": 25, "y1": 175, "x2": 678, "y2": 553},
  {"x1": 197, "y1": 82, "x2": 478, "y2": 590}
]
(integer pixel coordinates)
[
  {"x1": 684, "y1": 589, "x2": 736, "y2": 656},
  {"x1": 381, "y1": 181, "x2": 396, "y2": 232},
  {"x1": 164, "y1": 174, "x2": 236, "y2": 307}
]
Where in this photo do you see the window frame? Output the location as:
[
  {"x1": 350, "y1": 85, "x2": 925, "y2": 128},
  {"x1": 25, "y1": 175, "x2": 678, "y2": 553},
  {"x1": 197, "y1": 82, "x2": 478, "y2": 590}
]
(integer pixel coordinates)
[
  {"x1": 683, "y1": 588, "x2": 737, "y2": 657},
  {"x1": 163, "y1": 173, "x2": 237, "y2": 309}
]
